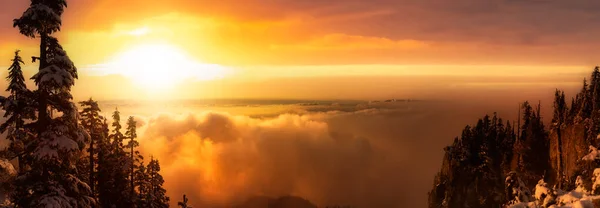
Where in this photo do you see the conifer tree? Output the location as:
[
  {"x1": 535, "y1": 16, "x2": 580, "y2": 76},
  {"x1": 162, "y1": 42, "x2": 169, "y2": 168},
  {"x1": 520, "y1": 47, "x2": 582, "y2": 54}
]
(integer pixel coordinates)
[
  {"x1": 135, "y1": 161, "x2": 150, "y2": 207},
  {"x1": 579, "y1": 79, "x2": 592, "y2": 120},
  {"x1": 0, "y1": 50, "x2": 35, "y2": 173},
  {"x1": 13, "y1": 0, "x2": 68, "y2": 133},
  {"x1": 11, "y1": 0, "x2": 96, "y2": 206},
  {"x1": 125, "y1": 116, "x2": 142, "y2": 201},
  {"x1": 178, "y1": 194, "x2": 192, "y2": 208},
  {"x1": 513, "y1": 102, "x2": 550, "y2": 187},
  {"x1": 147, "y1": 158, "x2": 169, "y2": 208},
  {"x1": 79, "y1": 98, "x2": 103, "y2": 195},
  {"x1": 97, "y1": 109, "x2": 133, "y2": 207}
]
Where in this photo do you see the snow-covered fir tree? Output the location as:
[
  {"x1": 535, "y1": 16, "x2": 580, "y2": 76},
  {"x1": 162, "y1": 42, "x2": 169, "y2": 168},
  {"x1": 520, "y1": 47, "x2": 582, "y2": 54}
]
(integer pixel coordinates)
[
  {"x1": 11, "y1": 0, "x2": 96, "y2": 206},
  {"x1": 0, "y1": 50, "x2": 35, "y2": 173},
  {"x1": 12, "y1": 37, "x2": 95, "y2": 207}
]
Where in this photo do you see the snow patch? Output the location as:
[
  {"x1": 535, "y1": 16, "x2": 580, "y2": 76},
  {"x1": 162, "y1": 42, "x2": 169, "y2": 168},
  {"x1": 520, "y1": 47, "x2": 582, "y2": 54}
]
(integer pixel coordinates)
[{"x1": 582, "y1": 146, "x2": 600, "y2": 161}]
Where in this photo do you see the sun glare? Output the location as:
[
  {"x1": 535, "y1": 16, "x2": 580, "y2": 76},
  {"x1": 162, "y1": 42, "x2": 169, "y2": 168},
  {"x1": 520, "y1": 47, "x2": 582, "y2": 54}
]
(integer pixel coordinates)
[
  {"x1": 106, "y1": 44, "x2": 228, "y2": 90},
  {"x1": 127, "y1": 27, "x2": 150, "y2": 36}
]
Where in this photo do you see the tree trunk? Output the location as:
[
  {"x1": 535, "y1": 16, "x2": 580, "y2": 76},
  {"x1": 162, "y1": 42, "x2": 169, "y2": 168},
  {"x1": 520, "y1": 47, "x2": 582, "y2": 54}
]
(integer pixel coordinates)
[
  {"x1": 90, "y1": 119, "x2": 95, "y2": 195},
  {"x1": 131, "y1": 142, "x2": 134, "y2": 200},
  {"x1": 37, "y1": 34, "x2": 49, "y2": 134},
  {"x1": 517, "y1": 103, "x2": 521, "y2": 139},
  {"x1": 557, "y1": 123, "x2": 563, "y2": 189}
]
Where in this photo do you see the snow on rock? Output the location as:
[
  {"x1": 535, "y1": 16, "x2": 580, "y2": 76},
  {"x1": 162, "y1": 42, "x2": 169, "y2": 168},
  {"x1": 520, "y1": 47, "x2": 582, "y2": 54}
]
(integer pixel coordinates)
[
  {"x1": 535, "y1": 179, "x2": 556, "y2": 207},
  {"x1": 582, "y1": 146, "x2": 600, "y2": 161},
  {"x1": 0, "y1": 159, "x2": 15, "y2": 208},
  {"x1": 558, "y1": 191, "x2": 586, "y2": 205},
  {"x1": 592, "y1": 168, "x2": 600, "y2": 194},
  {"x1": 508, "y1": 202, "x2": 536, "y2": 208},
  {"x1": 575, "y1": 176, "x2": 589, "y2": 194},
  {"x1": 506, "y1": 172, "x2": 532, "y2": 204},
  {"x1": 536, "y1": 180, "x2": 551, "y2": 200},
  {"x1": 0, "y1": 159, "x2": 16, "y2": 183},
  {"x1": 508, "y1": 176, "x2": 600, "y2": 208},
  {"x1": 542, "y1": 192, "x2": 600, "y2": 208},
  {"x1": 572, "y1": 199, "x2": 594, "y2": 208}
]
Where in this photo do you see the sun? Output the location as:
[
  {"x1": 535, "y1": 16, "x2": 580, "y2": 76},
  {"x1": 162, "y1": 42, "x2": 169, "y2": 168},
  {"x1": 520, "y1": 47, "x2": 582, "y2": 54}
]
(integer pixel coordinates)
[{"x1": 106, "y1": 43, "x2": 228, "y2": 90}]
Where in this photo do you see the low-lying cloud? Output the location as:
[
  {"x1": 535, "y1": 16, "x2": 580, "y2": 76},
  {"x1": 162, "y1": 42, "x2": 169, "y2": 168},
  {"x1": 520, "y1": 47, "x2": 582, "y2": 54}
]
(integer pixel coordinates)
[
  {"x1": 132, "y1": 100, "x2": 530, "y2": 208},
  {"x1": 138, "y1": 111, "x2": 378, "y2": 207}
]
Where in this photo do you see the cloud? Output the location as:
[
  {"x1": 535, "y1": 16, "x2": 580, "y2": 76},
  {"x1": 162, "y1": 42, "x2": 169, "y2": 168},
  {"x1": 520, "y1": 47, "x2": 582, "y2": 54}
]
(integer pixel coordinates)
[
  {"x1": 5, "y1": 0, "x2": 600, "y2": 65},
  {"x1": 138, "y1": 111, "x2": 379, "y2": 207},
  {"x1": 271, "y1": 33, "x2": 429, "y2": 51},
  {"x1": 132, "y1": 96, "x2": 551, "y2": 207}
]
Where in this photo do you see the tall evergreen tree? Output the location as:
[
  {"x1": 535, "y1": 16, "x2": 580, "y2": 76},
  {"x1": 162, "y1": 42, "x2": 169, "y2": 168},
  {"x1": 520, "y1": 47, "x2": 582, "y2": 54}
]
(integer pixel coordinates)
[
  {"x1": 125, "y1": 116, "x2": 142, "y2": 202},
  {"x1": 111, "y1": 108, "x2": 124, "y2": 141},
  {"x1": 147, "y1": 158, "x2": 169, "y2": 208},
  {"x1": 97, "y1": 109, "x2": 133, "y2": 207},
  {"x1": 513, "y1": 102, "x2": 550, "y2": 187},
  {"x1": 579, "y1": 79, "x2": 593, "y2": 120},
  {"x1": 0, "y1": 50, "x2": 35, "y2": 173},
  {"x1": 13, "y1": 0, "x2": 68, "y2": 133},
  {"x1": 135, "y1": 161, "x2": 150, "y2": 207},
  {"x1": 79, "y1": 98, "x2": 103, "y2": 196},
  {"x1": 11, "y1": 0, "x2": 96, "y2": 206}
]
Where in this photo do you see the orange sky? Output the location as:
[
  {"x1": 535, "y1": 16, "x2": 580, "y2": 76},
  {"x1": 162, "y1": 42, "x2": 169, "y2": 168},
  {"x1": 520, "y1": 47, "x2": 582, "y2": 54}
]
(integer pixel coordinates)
[{"x1": 0, "y1": 0, "x2": 599, "y2": 100}]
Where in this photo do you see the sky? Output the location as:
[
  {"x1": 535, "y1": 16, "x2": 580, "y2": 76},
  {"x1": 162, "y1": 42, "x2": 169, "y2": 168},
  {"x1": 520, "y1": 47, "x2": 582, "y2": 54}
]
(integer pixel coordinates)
[
  {"x1": 0, "y1": 0, "x2": 599, "y2": 100},
  {"x1": 2, "y1": 1, "x2": 600, "y2": 207}
]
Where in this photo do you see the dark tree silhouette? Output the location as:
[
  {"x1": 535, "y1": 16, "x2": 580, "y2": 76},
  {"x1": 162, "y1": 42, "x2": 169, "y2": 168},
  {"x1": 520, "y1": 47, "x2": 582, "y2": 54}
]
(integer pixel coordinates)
[
  {"x1": 552, "y1": 90, "x2": 567, "y2": 188},
  {"x1": 178, "y1": 194, "x2": 193, "y2": 208},
  {"x1": 11, "y1": 0, "x2": 96, "y2": 206},
  {"x1": 0, "y1": 50, "x2": 35, "y2": 173},
  {"x1": 97, "y1": 109, "x2": 133, "y2": 207},
  {"x1": 79, "y1": 98, "x2": 103, "y2": 195},
  {"x1": 125, "y1": 116, "x2": 142, "y2": 202},
  {"x1": 147, "y1": 157, "x2": 170, "y2": 208}
]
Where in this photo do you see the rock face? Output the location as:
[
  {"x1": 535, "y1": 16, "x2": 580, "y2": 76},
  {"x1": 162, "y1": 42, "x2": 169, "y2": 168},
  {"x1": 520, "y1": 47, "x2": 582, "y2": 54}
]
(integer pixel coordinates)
[
  {"x1": 429, "y1": 67, "x2": 600, "y2": 207},
  {"x1": 548, "y1": 124, "x2": 589, "y2": 187}
]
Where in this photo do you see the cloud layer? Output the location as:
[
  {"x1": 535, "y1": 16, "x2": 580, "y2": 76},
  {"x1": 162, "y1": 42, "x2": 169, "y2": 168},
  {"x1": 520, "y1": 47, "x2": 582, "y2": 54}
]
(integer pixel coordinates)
[
  {"x1": 130, "y1": 98, "x2": 545, "y2": 207},
  {"x1": 138, "y1": 111, "x2": 380, "y2": 207}
]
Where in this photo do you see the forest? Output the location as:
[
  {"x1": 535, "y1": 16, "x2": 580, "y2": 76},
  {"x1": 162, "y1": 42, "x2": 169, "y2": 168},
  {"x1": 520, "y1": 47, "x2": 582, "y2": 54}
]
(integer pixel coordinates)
[
  {"x1": 0, "y1": 0, "x2": 173, "y2": 207},
  {"x1": 428, "y1": 67, "x2": 600, "y2": 207}
]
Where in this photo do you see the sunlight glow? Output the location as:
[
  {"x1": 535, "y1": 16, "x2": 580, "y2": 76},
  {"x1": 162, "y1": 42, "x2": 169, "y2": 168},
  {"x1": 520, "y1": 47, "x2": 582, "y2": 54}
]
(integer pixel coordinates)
[
  {"x1": 105, "y1": 44, "x2": 229, "y2": 90},
  {"x1": 127, "y1": 27, "x2": 150, "y2": 36}
]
